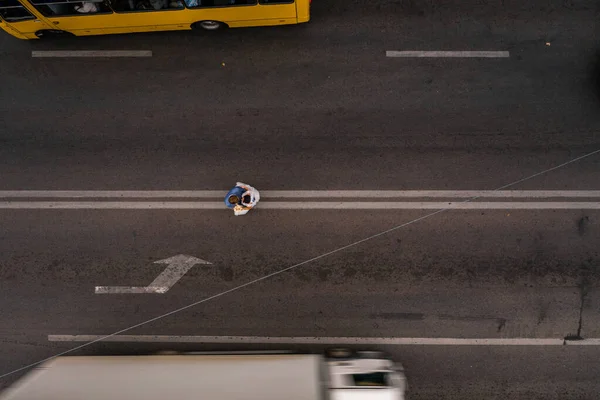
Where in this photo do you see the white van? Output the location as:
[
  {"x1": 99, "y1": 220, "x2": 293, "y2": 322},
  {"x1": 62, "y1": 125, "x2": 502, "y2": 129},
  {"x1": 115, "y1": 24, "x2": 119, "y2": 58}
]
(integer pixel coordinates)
[{"x1": 0, "y1": 350, "x2": 407, "y2": 400}]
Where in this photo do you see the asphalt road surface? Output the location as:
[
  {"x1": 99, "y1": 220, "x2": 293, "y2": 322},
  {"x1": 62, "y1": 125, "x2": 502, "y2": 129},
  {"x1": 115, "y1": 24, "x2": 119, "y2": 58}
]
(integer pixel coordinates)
[{"x1": 1, "y1": 0, "x2": 600, "y2": 399}]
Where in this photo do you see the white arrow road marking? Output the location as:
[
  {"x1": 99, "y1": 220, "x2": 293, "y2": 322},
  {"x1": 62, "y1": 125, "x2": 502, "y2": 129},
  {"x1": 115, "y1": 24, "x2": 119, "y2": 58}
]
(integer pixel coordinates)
[
  {"x1": 93, "y1": 286, "x2": 169, "y2": 294},
  {"x1": 95, "y1": 254, "x2": 211, "y2": 294},
  {"x1": 149, "y1": 255, "x2": 210, "y2": 289}
]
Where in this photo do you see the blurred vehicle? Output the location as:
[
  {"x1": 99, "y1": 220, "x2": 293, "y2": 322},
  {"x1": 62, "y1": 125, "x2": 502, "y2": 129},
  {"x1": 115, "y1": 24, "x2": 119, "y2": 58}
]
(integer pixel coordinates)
[
  {"x1": 0, "y1": 0, "x2": 310, "y2": 40},
  {"x1": 0, "y1": 349, "x2": 406, "y2": 400}
]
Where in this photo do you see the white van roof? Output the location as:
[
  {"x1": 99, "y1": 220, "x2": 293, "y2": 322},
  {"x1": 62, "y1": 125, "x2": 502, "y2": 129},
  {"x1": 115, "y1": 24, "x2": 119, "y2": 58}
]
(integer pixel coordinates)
[{"x1": 0, "y1": 355, "x2": 324, "y2": 400}]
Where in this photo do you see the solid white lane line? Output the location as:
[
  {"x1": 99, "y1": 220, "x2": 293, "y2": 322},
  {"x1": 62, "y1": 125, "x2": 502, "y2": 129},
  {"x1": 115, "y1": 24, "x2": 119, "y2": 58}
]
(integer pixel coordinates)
[
  {"x1": 1, "y1": 201, "x2": 599, "y2": 209},
  {"x1": 0, "y1": 201, "x2": 224, "y2": 209},
  {"x1": 47, "y1": 335, "x2": 565, "y2": 345},
  {"x1": 2, "y1": 190, "x2": 600, "y2": 198},
  {"x1": 0, "y1": 190, "x2": 223, "y2": 198},
  {"x1": 386, "y1": 50, "x2": 510, "y2": 58},
  {"x1": 253, "y1": 190, "x2": 600, "y2": 198},
  {"x1": 265, "y1": 202, "x2": 600, "y2": 210},
  {"x1": 31, "y1": 50, "x2": 152, "y2": 58}
]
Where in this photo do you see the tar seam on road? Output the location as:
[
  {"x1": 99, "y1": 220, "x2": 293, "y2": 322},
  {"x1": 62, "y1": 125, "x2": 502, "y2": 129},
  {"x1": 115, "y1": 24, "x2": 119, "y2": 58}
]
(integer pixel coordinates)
[
  {"x1": 1, "y1": 148, "x2": 599, "y2": 380},
  {"x1": 31, "y1": 50, "x2": 152, "y2": 58},
  {"x1": 386, "y1": 50, "x2": 510, "y2": 58}
]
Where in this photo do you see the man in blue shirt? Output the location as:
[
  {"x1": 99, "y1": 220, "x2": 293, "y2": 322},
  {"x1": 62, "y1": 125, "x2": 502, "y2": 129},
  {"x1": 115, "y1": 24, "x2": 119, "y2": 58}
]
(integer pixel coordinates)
[{"x1": 224, "y1": 182, "x2": 260, "y2": 216}]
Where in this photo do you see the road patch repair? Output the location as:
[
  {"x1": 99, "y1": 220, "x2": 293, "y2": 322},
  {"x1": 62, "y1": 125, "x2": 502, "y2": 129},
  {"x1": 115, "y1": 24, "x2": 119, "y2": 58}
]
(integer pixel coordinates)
[{"x1": 0, "y1": 190, "x2": 599, "y2": 209}]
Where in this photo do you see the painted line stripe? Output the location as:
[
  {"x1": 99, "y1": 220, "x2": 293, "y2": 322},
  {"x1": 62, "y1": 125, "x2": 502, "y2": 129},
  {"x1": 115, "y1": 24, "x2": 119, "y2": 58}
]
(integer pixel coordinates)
[
  {"x1": 170, "y1": 350, "x2": 295, "y2": 355},
  {"x1": 94, "y1": 286, "x2": 168, "y2": 294},
  {"x1": 562, "y1": 339, "x2": 600, "y2": 346},
  {"x1": 47, "y1": 335, "x2": 569, "y2": 346},
  {"x1": 1, "y1": 201, "x2": 599, "y2": 209},
  {"x1": 31, "y1": 50, "x2": 152, "y2": 58},
  {"x1": 386, "y1": 50, "x2": 510, "y2": 58},
  {"x1": 1, "y1": 190, "x2": 600, "y2": 198},
  {"x1": 0, "y1": 191, "x2": 224, "y2": 198}
]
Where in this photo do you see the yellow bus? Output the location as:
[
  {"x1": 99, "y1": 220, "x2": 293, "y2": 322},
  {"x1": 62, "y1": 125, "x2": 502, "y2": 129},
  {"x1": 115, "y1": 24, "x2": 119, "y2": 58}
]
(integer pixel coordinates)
[{"x1": 0, "y1": 0, "x2": 309, "y2": 39}]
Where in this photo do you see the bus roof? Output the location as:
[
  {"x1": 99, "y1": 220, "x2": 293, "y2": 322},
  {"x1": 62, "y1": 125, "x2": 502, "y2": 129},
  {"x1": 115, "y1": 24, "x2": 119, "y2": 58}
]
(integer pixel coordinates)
[{"x1": 0, "y1": 354, "x2": 325, "y2": 400}]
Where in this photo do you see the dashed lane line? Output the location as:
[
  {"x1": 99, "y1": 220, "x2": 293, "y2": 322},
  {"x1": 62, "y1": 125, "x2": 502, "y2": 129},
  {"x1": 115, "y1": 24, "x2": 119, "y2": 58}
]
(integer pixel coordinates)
[
  {"x1": 31, "y1": 50, "x2": 152, "y2": 58},
  {"x1": 386, "y1": 50, "x2": 510, "y2": 58}
]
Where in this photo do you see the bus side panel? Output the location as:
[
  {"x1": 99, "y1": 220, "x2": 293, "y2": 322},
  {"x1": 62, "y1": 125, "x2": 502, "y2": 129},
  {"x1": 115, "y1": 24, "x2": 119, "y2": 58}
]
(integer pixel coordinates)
[
  {"x1": 226, "y1": 17, "x2": 296, "y2": 28},
  {"x1": 42, "y1": 11, "x2": 189, "y2": 36},
  {"x1": 295, "y1": 0, "x2": 309, "y2": 23},
  {"x1": 0, "y1": 19, "x2": 52, "y2": 38},
  {"x1": 45, "y1": 4, "x2": 298, "y2": 36},
  {"x1": 0, "y1": 21, "x2": 29, "y2": 38},
  {"x1": 222, "y1": 2, "x2": 296, "y2": 27},
  {"x1": 100, "y1": 25, "x2": 186, "y2": 35},
  {"x1": 101, "y1": 20, "x2": 190, "y2": 35},
  {"x1": 3, "y1": 0, "x2": 308, "y2": 39}
]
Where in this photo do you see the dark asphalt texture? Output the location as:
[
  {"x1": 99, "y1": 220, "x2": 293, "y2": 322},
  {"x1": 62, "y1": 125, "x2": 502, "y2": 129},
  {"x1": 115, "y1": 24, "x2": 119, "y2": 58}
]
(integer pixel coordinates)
[{"x1": 1, "y1": 0, "x2": 600, "y2": 398}]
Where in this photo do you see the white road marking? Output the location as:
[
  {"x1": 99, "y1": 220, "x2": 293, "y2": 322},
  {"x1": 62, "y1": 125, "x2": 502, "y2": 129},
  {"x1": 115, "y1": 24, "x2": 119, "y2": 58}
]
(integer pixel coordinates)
[
  {"x1": 0, "y1": 190, "x2": 223, "y2": 198},
  {"x1": 169, "y1": 350, "x2": 295, "y2": 355},
  {"x1": 265, "y1": 202, "x2": 600, "y2": 210},
  {"x1": 386, "y1": 50, "x2": 510, "y2": 58},
  {"x1": 95, "y1": 254, "x2": 210, "y2": 294},
  {"x1": 47, "y1": 335, "x2": 571, "y2": 346},
  {"x1": 94, "y1": 286, "x2": 169, "y2": 294},
  {"x1": 1, "y1": 190, "x2": 600, "y2": 198},
  {"x1": 31, "y1": 50, "x2": 152, "y2": 58},
  {"x1": 1, "y1": 201, "x2": 599, "y2": 209},
  {"x1": 562, "y1": 339, "x2": 600, "y2": 345}
]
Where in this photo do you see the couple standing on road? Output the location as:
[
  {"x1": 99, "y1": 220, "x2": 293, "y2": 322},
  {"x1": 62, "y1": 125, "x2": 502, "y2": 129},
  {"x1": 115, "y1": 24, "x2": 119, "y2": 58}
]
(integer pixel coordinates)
[{"x1": 224, "y1": 182, "x2": 260, "y2": 216}]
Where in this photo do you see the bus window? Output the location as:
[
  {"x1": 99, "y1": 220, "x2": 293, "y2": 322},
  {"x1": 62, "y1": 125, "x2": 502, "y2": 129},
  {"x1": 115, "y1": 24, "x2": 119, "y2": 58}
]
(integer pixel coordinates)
[
  {"x1": 186, "y1": 0, "x2": 256, "y2": 8},
  {"x1": 0, "y1": 0, "x2": 36, "y2": 21},
  {"x1": 29, "y1": 0, "x2": 111, "y2": 16},
  {"x1": 259, "y1": 0, "x2": 294, "y2": 3},
  {"x1": 111, "y1": 0, "x2": 184, "y2": 12}
]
